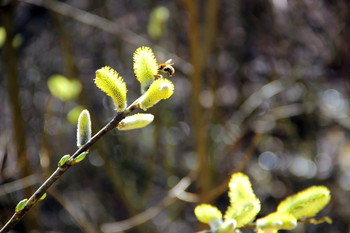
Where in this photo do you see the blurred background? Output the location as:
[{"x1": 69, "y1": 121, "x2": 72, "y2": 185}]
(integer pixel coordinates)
[{"x1": 1, "y1": 0, "x2": 350, "y2": 232}]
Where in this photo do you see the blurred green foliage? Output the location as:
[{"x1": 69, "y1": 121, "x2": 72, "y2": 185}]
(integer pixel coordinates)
[
  {"x1": 47, "y1": 74, "x2": 82, "y2": 101},
  {"x1": 0, "y1": 27, "x2": 6, "y2": 47},
  {"x1": 148, "y1": 6, "x2": 170, "y2": 40},
  {"x1": 67, "y1": 105, "x2": 86, "y2": 124}
]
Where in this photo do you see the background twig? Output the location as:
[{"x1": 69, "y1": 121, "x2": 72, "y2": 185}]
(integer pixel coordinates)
[{"x1": 0, "y1": 105, "x2": 137, "y2": 233}]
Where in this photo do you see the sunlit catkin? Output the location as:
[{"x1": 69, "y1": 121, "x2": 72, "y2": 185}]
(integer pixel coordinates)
[
  {"x1": 117, "y1": 113, "x2": 154, "y2": 130},
  {"x1": 138, "y1": 78, "x2": 174, "y2": 110},
  {"x1": 133, "y1": 46, "x2": 158, "y2": 93},
  {"x1": 95, "y1": 66, "x2": 127, "y2": 112},
  {"x1": 76, "y1": 109, "x2": 91, "y2": 148}
]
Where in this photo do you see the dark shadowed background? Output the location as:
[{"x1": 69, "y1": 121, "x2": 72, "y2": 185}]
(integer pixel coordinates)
[{"x1": 1, "y1": 0, "x2": 350, "y2": 232}]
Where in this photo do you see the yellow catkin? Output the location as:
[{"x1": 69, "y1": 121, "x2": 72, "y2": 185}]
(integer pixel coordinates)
[
  {"x1": 194, "y1": 204, "x2": 222, "y2": 224},
  {"x1": 277, "y1": 186, "x2": 331, "y2": 219},
  {"x1": 117, "y1": 113, "x2": 154, "y2": 130},
  {"x1": 139, "y1": 78, "x2": 174, "y2": 110},
  {"x1": 133, "y1": 46, "x2": 158, "y2": 93},
  {"x1": 95, "y1": 66, "x2": 127, "y2": 112},
  {"x1": 256, "y1": 212, "x2": 297, "y2": 232},
  {"x1": 224, "y1": 173, "x2": 261, "y2": 227}
]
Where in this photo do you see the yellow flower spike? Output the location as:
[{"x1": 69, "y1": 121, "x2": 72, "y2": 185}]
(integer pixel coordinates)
[
  {"x1": 95, "y1": 66, "x2": 127, "y2": 112},
  {"x1": 224, "y1": 199, "x2": 261, "y2": 228},
  {"x1": 256, "y1": 212, "x2": 297, "y2": 232},
  {"x1": 194, "y1": 204, "x2": 223, "y2": 230},
  {"x1": 138, "y1": 78, "x2": 174, "y2": 110},
  {"x1": 133, "y1": 46, "x2": 158, "y2": 93},
  {"x1": 277, "y1": 186, "x2": 331, "y2": 219},
  {"x1": 117, "y1": 113, "x2": 154, "y2": 130},
  {"x1": 224, "y1": 173, "x2": 261, "y2": 228},
  {"x1": 228, "y1": 173, "x2": 258, "y2": 202}
]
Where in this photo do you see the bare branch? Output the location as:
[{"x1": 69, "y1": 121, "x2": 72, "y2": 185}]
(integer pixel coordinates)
[{"x1": 0, "y1": 105, "x2": 138, "y2": 233}]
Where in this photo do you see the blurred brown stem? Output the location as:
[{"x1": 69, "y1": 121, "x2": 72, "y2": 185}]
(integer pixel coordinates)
[
  {"x1": 182, "y1": 0, "x2": 219, "y2": 202},
  {"x1": 0, "y1": 1, "x2": 40, "y2": 230},
  {"x1": 50, "y1": 12, "x2": 79, "y2": 79},
  {"x1": 1, "y1": 1, "x2": 31, "y2": 185}
]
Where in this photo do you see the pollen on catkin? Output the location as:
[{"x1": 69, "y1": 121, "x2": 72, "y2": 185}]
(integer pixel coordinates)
[
  {"x1": 194, "y1": 204, "x2": 223, "y2": 225},
  {"x1": 133, "y1": 46, "x2": 158, "y2": 93},
  {"x1": 95, "y1": 66, "x2": 127, "y2": 112},
  {"x1": 277, "y1": 186, "x2": 331, "y2": 219},
  {"x1": 138, "y1": 78, "x2": 174, "y2": 110},
  {"x1": 117, "y1": 113, "x2": 154, "y2": 130},
  {"x1": 224, "y1": 173, "x2": 261, "y2": 228},
  {"x1": 256, "y1": 212, "x2": 297, "y2": 232}
]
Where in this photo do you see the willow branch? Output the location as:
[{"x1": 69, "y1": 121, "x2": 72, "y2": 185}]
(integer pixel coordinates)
[{"x1": 0, "y1": 104, "x2": 138, "y2": 233}]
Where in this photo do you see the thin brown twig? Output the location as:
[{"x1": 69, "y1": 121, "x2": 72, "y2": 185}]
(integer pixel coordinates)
[
  {"x1": 0, "y1": 174, "x2": 41, "y2": 197},
  {"x1": 204, "y1": 93, "x2": 303, "y2": 203},
  {"x1": 17, "y1": 0, "x2": 193, "y2": 75},
  {"x1": 202, "y1": 80, "x2": 295, "y2": 203},
  {"x1": 100, "y1": 175, "x2": 198, "y2": 233},
  {"x1": 49, "y1": 189, "x2": 100, "y2": 233},
  {"x1": 0, "y1": 104, "x2": 138, "y2": 233},
  {"x1": 230, "y1": 80, "x2": 285, "y2": 126},
  {"x1": 205, "y1": 132, "x2": 262, "y2": 202},
  {"x1": 204, "y1": 107, "x2": 304, "y2": 203}
]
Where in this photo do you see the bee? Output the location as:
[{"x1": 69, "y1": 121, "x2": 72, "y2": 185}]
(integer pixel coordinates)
[{"x1": 154, "y1": 59, "x2": 175, "y2": 79}]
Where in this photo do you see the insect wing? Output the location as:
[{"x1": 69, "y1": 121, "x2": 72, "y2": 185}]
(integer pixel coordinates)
[{"x1": 165, "y1": 59, "x2": 173, "y2": 65}]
